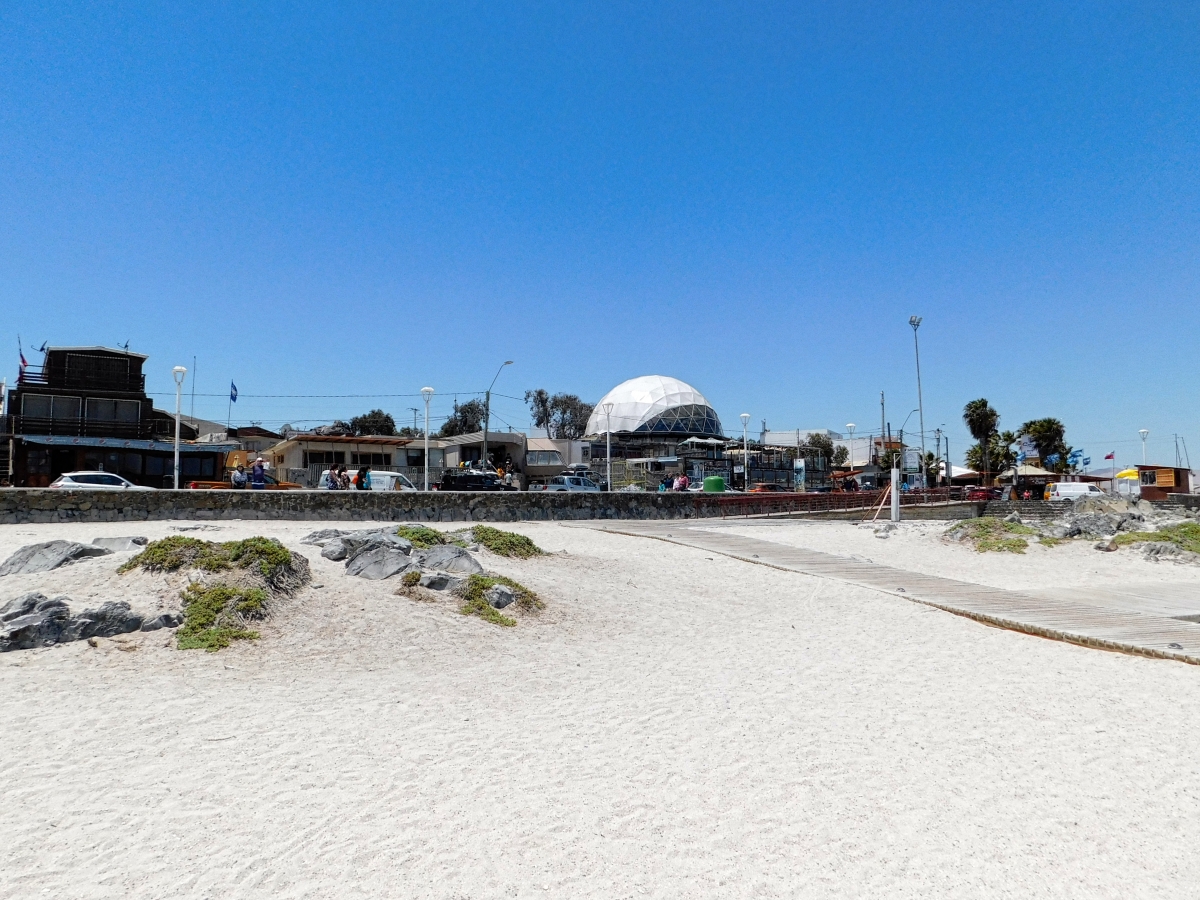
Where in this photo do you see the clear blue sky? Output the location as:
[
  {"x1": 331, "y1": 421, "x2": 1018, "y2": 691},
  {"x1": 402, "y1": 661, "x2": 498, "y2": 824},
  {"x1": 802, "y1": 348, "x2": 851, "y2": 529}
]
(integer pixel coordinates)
[{"x1": 2, "y1": 3, "x2": 1197, "y2": 467}]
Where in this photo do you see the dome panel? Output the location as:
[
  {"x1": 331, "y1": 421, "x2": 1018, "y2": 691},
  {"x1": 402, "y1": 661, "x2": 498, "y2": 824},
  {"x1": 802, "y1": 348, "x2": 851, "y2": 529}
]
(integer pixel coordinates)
[{"x1": 585, "y1": 376, "x2": 724, "y2": 437}]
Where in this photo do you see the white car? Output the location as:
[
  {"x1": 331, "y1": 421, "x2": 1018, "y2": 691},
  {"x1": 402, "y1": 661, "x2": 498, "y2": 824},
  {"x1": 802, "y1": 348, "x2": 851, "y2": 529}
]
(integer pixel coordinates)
[
  {"x1": 48, "y1": 471, "x2": 154, "y2": 491},
  {"x1": 318, "y1": 469, "x2": 417, "y2": 491},
  {"x1": 542, "y1": 474, "x2": 601, "y2": 492},
  {"x1": 1044, "y1": 482, "x2": 1105, "y2": 501}
]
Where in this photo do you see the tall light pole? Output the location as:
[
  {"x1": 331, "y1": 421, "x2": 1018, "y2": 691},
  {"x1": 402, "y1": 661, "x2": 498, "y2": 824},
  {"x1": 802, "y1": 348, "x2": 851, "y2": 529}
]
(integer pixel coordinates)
[
  {"x1": 172, "y1": 366, "x2": 187, "y2": 489},
  {"x1": 602, "y1": 402, "x2": 614, "y2": 492},
  {"x1": 740, "y1": 413, "x2": 751, "y2": 490},
  {"x1": 1139, "y1": 429, "x2": 1149, "y2": 465},
  {"x1": 846, "y1": 423, "x2": 856, "y2": 467},
  {"x1": 909, "y1": 316, "x2": 927, "y2": 488},
  {"x1": 481, "y1": 360, "x2": 513, "y2": 470},
  {"x1": 421, "y1": 387, "x2": 434, "y2": 491}
]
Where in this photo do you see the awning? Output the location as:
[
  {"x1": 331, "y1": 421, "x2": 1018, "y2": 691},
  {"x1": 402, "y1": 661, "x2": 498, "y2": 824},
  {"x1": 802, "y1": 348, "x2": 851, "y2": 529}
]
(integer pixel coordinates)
[{"x1": 16, "y1": 435, "x2": 239, "y2": 453}]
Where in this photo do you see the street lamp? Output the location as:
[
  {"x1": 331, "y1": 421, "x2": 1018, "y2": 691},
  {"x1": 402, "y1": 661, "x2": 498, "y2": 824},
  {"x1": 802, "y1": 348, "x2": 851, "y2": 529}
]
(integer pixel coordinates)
[
  {"x1": 898, "y1": 408, "x2": 918, "y2": 485},
  {"x1": 172, "y1": 366, "x2": 187, "y2": 489},
  {"x1": 909, "y1": 316, "x2": 927, "y2": 488},
  {"x1": 845, "y1": 423, "x2": 856, "y2": 467},
  {"x1": 1139, "y1": 429, "x2": 1149, "y2": 465},
  {"x1": 740, "y1": 412, "x2": 750, "y2": 490},
  {"x1": 421, "y1": 387, "x2": 434, "y2": 491},
  {"x1": 601, "y1": 402, "x2": 614, "y2": 492},
  {"x1": 481, "y1": 360, "x2": 513, "y2": 471}
]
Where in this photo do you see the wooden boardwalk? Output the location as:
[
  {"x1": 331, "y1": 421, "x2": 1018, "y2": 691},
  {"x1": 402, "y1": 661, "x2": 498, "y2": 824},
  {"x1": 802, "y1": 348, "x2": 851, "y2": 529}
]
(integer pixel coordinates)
[{"x1": 589, "y1": 522, "x2": 1200, "y2": 665}]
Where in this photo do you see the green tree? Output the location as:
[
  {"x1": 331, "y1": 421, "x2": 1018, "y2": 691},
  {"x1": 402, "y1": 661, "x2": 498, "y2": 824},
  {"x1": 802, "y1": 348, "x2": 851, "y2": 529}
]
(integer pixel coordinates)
[
  {"x1": 349, "y1": 409, "x2": 396, "y2": 436},
  {"x1": 963, "y1": 399, "x2": 1000, "y2": 477},
  {"x1": 524, "y1": 390, "x2": 595, "y2": 440},
  {"x1": 438, "y1": 399, "x2": 486, "y2": 437},
  {"x1": 1018, "y1": 418, "x2": 1075, "y2": 473},
  {"x1": 832, "y1": 445, "x2": 849, "y2": 466}
]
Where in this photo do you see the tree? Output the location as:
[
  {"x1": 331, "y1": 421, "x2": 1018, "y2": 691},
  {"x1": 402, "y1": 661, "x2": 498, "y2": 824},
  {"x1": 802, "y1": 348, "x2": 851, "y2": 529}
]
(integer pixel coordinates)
[
  {"x1": 524, "y1": 390, "x2": 595, "y2": 440},
  {"x1": 1018, "y1": 418, "x2": 1074, "y2": 472},
  {"x1": 965, "y1": 430, "x2": 1017, "y2": 475},
  {"x1": 438, "y1": 399, "x2": 486, "y2": 437},
  {"x1": 349, "y1": 409, "x2": 396, "y2": 436},
  {"x1": 832, "y1": 445, "x2": 849, "y2": 466},
  {"x1": 963, "y1": 399, "x2": 1000, "y2": 477},
  {"x1": 396, "y1": 426, "x2": 420, "y2": 438}
]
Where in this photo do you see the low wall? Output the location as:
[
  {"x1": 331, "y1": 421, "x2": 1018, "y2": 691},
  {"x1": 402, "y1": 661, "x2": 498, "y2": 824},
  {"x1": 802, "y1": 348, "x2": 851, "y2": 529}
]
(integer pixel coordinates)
[{"x1": 0, "y1": 489, "x2": 729, "y2": 525}]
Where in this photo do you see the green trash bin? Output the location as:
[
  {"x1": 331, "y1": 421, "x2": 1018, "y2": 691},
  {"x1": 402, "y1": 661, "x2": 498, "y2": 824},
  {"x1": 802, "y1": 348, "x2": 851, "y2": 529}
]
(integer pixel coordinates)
[{"x1": 703, "y1": 475, "x2": 726, "y2": 493}]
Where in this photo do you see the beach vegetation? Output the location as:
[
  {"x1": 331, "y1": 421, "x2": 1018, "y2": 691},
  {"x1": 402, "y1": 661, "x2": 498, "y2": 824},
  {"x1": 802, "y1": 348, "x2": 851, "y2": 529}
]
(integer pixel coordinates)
[
  {"x1": 457, "y1": 574, "x2": 544, "y2": 626},
  {"x1": 120, "y1": 536, "x2": 294, "y2": 581},
  {"x1": 401, "y1": 569, "x2": 422, "y2": 587},
  {"x1": 471, "y1": 526, "x2": 543, "y2": 558},
  {"x1": 948, "y1": 518, "x2": 1037, "y2": 553},
  {"x1": 1111, "y1": 522, "x2": 1200, "y2": 554},
  {"x1": 176, "y1": 582, "x2": 264, "y2": 651},
  {"x1": 394, "y1": 525, "x2": 450, "y2": 549}
]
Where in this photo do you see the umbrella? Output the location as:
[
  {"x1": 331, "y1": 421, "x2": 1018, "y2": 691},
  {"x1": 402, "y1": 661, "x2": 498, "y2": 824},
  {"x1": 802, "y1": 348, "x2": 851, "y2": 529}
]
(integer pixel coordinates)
[{"x1": 1115, "y1": 468, "x2": 1139, "y2": 479}]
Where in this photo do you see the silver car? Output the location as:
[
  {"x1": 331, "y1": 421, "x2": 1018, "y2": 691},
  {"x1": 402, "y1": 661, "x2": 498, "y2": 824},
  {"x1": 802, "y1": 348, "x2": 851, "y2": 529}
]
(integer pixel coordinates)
[
  {"x1": 542, "y1": 474, "x2": 601, "y2": 492},
  {"x1": 48, "y1": 471, "x2": 154, "y2": 491}
]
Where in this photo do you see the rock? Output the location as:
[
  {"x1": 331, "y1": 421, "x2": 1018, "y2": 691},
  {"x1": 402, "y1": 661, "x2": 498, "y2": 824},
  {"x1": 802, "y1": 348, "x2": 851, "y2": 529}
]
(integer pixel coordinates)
[
  {"x1": 416, "y1": 544, "x2": 483, "y2": 574},
  {"x1": 0, "y1": 541, "x2": 113, "y2": 576},
  {"x1": 60, "y1": 601, "x2": 144, "y2": 641},
  {"x1": 1094, "y1": 540, "x2": 1117, "y2": 552},
  {"x1": 485, "y1": 584, "x2": 516, "y2": 609},
  {"x1": 321, "y1": 540, "x2": 350, "y2": 561},
  {"x1": 341, "y1": 533, "x2": 413, "y2": 561},
  {"x1": 0, "y1": 594, "x2": 71, "y2": 650},
  {"x1": 418, "y1": 572, "x2": 466, "y2": 592},
  {"x1": 301, "y1": 528, "x2": 350, "y2": 546},
  {"x1": 874, "y1": 531, "x2": 890, "y2": 539},
  {"x1": 345, "y1": 548, "x2": 413, "y2": 580},
  {"x1": 140, "y1": 612, "x2": 184, "y2": 632},
  {"x1": 91, "y1": 536, "x2": 149, "y2": 552},
  {"x1": 1004, "y1": 513, "x2": 1022, "y2": 524}
]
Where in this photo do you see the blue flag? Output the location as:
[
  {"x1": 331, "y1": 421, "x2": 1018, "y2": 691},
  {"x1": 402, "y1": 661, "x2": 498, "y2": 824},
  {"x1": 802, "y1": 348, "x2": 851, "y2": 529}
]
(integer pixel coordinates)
[
  {"x1": 230, "y1": 382, "x2": 238, "y2": 403},
  {"x1": 1083, "y1": 457, "x2": 1091, "y2": 466}
]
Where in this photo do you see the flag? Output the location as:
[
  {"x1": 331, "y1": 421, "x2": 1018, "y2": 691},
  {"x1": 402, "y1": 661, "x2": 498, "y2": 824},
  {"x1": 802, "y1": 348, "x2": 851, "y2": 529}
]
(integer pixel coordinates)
[
  {"x1": 18, "y1": 337, "x2": 27, "y2": 377},
  {"x1": 1104, "y1": 452, "x2": 1115, "y2": 460},
  {"x1": 230, "y1": 382, "x2": 238, "y2": 403},
  {"x1": 1083, "y1": 457, "x2": 1091, "y2": 466}
]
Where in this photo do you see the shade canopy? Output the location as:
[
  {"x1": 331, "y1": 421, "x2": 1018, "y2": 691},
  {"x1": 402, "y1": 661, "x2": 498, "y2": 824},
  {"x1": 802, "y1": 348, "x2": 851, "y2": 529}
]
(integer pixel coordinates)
[{"x1": 585, "y1": 376, "x2": 723, "y2": 437}]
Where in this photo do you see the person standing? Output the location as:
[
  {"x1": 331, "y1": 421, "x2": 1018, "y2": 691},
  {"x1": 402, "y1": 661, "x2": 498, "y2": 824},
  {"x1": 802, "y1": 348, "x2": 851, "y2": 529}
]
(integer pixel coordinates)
[
  {"x1": 230, "y1": 465, "x2": 249, "y2": 489},
  {"x1": 355, "y1": 466, "x2": 372, "y2": 490},
  {"x1": 250, "y1": 458, "x2": 267, "y2": 490}
]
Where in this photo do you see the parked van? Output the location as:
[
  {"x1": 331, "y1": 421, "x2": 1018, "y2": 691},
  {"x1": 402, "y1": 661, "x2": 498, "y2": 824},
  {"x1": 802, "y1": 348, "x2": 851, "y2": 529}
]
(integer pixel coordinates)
[
  {"x1": 319, "y1": 469, "x2": 417, "y2": 491},
  {"x1": 1044, "y1": 482, "x2": 1105, "y2": 501}
]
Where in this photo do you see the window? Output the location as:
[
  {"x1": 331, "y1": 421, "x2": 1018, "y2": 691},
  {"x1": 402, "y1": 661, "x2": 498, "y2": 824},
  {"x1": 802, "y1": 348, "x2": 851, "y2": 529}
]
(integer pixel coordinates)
[
  {"x1": 85, "y1": 398, "x2": 140, "y2": 422},
  {"x1": 182, "y1": 457, "x2": 201, "y2": 476},
  {"x1": 531, "y1": 450, "x2": 564, "y2": 466},
  {"x1": 1139, "y1": 470, "x2": 1157, "y2": 486},
  {"x1": 145, "y1": 456, "x2": 165, "y2": 476},
  {"x1": 95, "y1": 474, "x2": 125, "y2": 486},
  {"x1": 303, "y1": 451, "x2": 345, "y2": 466},
  {"x1": 21, "y1": 394, "x2": 82, "y2": 420},
  {"x1": 351, "y1": 452, "x2": 392, "y2": 466}
]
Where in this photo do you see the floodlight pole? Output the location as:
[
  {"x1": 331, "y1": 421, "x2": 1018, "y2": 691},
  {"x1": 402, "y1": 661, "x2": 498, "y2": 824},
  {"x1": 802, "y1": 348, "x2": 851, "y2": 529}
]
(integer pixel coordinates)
[
  {"x1": 172, "y1": 366, "x2": 187, "y2": 489},
  {"x1": 482, "y1": 361, "x2": 513, "y2": 471},
  {"x1": 740, "y1": 413, "x2": 751, "y2": 490},
  {"x1": 602, "y1": 402, "x2": 614, "y2": 492},
  {"x1": 421, "y1": 387, "x2": 434, "y2": 490},
  {"x1": 910, "y1": 316, "x2": 926, "y2": 489}
]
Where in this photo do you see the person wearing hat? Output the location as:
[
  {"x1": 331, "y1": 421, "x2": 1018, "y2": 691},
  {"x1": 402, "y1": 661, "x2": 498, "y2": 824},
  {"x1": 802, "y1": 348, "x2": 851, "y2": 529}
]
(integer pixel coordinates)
[
  {"x1": 250, "y1": 457, "x2": 267, "y2": 490},
  {"x1": 230, "y1": 464, "x2": 249, "y2": 489}
]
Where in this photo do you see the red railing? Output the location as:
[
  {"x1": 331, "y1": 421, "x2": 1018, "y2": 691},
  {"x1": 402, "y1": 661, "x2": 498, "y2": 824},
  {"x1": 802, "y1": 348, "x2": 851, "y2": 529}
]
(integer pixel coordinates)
[{"x1": 712, "y1": 487, "x2": 968, "y2": 518}]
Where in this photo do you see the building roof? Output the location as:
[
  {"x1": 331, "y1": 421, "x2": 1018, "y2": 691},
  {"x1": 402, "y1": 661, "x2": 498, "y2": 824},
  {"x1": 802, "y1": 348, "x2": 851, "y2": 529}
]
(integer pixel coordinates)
[
  {"x1": 45, "y1": 346, "x2": 149, "y2": 359},
  {"x1": 271, "y1": 434, "x2": 415, "y2": 449},
  {"x1": 585, "y1": 375, "x2": 723, "y2": 437},
  {"x1": 17, "y1": 434, "x2": 237, "y2": 452}
]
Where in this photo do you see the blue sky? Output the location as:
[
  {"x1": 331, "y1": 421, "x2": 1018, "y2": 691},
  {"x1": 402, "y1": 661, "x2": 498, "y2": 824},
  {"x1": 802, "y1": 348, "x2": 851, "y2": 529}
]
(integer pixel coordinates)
[{"x1": 1, "y1": 3, "x2": 1197, "y2": 467}]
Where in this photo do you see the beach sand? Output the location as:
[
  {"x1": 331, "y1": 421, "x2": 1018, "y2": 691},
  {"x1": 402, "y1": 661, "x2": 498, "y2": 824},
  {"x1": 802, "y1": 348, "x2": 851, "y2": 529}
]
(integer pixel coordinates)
[{"x1": 2, "y1": 518, "x2": 1199, "y2": 898}]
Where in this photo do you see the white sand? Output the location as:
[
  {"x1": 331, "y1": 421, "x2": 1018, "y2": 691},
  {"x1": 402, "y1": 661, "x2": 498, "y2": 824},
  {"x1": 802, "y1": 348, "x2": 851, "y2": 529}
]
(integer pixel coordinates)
[{"x1": 2, "y1": 518, "x2": 1200, "y2": 898}]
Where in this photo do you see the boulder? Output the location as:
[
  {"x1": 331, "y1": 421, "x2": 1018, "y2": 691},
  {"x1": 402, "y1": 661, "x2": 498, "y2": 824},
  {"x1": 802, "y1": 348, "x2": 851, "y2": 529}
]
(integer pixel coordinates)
[
  {"x1": 418, "y1": 572, "x2": 466, "y2": 592},
  {"x1": 416, "y1": 544, "x2": 483, "y2": 575},
  {"x1": 0, "y1": 541, "x2": 113, "y2": 576},
  {"x1": 484, "y1": 584, "x2": 516, "y2": 609},
  {"x1": 345, "y1": 548, "x2": 413, "y2": 580},
  {"x1": 0, "y1": 594, "x2": 71, "y2": 650},
  {"x1": 60, "y1": 601, "x2": 144, "y2": 641},
  {"x1": 320, "y1": 540, "x2": 349, "y2": 561},
  {"x1": 342, "y1": 533, "x2": 413, "y2": 561},
  {"x1": 91, "y1": 536, "x2": 149, "y2": 552},
  {"x1": 140, "y1": 612, "x2": 184, "y2": 632},
  {"x1": 301, "y1": 528, "x2": 350, "y2": 547}
]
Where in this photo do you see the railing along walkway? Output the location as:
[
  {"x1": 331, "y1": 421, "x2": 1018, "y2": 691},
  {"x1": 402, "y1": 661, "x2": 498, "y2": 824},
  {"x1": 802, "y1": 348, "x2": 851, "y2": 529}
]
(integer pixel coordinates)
[{"x1": 589, "y1": 522, "x2": 1200, "y2": 665}]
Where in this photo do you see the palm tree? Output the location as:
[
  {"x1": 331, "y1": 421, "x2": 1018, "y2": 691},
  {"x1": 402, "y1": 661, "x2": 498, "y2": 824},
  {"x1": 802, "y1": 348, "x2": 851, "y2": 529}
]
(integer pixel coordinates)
[{"x1": 963, "y1": 399, "x2": 999, "y2": 480}]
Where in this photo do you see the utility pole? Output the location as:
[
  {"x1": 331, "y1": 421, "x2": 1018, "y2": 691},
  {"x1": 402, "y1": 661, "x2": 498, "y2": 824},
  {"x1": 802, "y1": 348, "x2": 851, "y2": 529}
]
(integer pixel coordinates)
[
  {"x1": 879, "y1": 391, "x2": 886, "y2": 467},
  {"x1": 409, "y1": 408, "x2": 419, "y2": 434},
  {"x1": 482, "y1": 360, "x2": 513, "y2": 470}
]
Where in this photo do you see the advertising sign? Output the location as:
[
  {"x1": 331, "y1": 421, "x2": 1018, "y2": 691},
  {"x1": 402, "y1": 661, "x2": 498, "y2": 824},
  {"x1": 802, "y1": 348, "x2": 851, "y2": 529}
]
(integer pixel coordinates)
[{"x1": 902, "y1": 448, "x2": 921, "y2": 473}]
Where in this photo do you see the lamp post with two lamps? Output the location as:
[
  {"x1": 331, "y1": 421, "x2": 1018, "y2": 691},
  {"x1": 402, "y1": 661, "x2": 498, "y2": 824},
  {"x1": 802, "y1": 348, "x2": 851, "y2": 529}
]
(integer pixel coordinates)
[
  {"x1": 172, "y1": 366, "x2": 188, "y2": 489},
  {"x1": 740, "y1": 413, "x2": 751, "y2": 490},
  {"x1": 421, "y1": 387, "x2": 435, "y2": 491},
  {"x1": 909, "y1": 316, "x2": 927, "y2": 488},
  {"x1": 601, "y1": 402, "x2": 614, "y2": 492}
]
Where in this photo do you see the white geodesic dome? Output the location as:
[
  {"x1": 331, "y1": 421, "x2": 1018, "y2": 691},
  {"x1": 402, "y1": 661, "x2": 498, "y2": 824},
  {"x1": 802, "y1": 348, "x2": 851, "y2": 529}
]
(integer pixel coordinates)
[{"x1": 585, "y1": 375, "x2": 723, "y2": 437}]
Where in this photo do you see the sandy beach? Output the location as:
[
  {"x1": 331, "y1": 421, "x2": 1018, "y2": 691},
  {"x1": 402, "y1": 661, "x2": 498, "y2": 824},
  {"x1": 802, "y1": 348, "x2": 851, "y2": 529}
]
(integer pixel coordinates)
[{"x1": 3, "y1": 517, "x2": 1200, "y2": 898}]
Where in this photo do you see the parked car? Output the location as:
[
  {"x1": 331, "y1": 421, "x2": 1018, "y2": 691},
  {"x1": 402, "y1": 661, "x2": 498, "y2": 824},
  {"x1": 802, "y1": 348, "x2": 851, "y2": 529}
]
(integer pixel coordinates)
[
  {"x1": 317, "y1": 469, "x2": 417, "y2": 491},
  {"x1": 1044, "y1": 482, "x2": 1106, "y2": 501},
  {"x1": 965, "y1": 486, "x2": 1004, "y2": 501},
  {"x1": 188, "y1": 471, "x2": 303, "y2": 490},
  {"x1": 541, "y1": 474, "x2": 601, "y2": 492},
  {"x1": 439, "y1": 470, "x2": 511, "y2": 491},
  {"x1": 749, "y1": 483, "x2": 790, "y2": 493},
  {"x1": 48, "y1": 471, "x2": 154, "y2": 491}
]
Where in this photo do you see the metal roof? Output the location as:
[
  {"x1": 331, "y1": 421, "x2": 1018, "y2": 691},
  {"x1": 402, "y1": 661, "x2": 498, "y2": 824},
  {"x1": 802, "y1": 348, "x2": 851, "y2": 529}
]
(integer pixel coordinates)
[
  {"x1": 45, "y1": 346, "x2": 149, "y2": 359},
  {"x1": 17, "y1": 435, "x2": 237, "y2": 452}
]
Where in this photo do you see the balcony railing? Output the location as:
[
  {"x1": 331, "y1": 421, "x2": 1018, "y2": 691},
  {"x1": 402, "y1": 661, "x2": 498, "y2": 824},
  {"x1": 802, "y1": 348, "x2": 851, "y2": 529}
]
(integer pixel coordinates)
[
  {"x1": 5, "y1": 416, "x2": 174, "y2": 440},
  {"x1": 17, "y1": 365, "x2": 146, "y2": 394}
]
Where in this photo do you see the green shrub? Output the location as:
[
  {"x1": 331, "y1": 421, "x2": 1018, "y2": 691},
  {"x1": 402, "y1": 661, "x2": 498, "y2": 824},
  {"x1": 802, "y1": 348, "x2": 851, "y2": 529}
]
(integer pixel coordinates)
[
  {"x1": 121, "y1": 536, "x2": 293, "y2": 580},
  {"x1": 947, "y1": 518, "x2": 1035, "y2": 553},
  {"x1": 401, "y1": 569, "x2": 422, "y2": 587},
  {"x1": 1112, "y1": 522, "x2": 1200, "y2": 553},
  {"x1": 175, "y1": 582, "x2": 265, "y2": 651},
  {"x1": 394, "y1": 526, "x2": 449, "y2": 549},
  {"x1": 457, "y1": 574, "x2": 545, "y2": 626},
  {"x1": 471, "y1": 526, "x2": 543, "y2": 558}
]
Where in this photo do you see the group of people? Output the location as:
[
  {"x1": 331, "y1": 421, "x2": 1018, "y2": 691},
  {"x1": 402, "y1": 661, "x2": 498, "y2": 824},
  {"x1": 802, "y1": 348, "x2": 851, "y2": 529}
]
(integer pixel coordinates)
[
  {"x1": 230, "y1": 457, "x2": 268, "y2": 490},
  {"x1": 325, "y1": 465, "x2": 372, "y2": 490},
  {"x1": 658, "y1": 473, "x2": 691, "y2": 492}
]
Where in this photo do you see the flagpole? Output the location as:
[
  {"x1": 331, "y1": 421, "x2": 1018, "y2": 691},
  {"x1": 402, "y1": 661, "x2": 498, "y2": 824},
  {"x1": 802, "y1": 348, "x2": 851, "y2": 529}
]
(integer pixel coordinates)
[{"x1": 227, "y1": 386, "x2": 232, "y2": 431}]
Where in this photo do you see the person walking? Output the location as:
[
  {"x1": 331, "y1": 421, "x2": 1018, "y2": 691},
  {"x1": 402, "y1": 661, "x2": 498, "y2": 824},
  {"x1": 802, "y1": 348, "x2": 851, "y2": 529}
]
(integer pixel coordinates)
[
  {"x1": 250, "y1": 458, "x2": 267, "y2": 490},
  {"x1": 325, "y1": 468, "x2": 340, "y2": 490},
  {"x1": 337, "y1": 466, "x2": 350, "y2": 490},
  {"x1": 678, "y1": 472, "x2": 690, "y2": 491},
  {"x1": 230, "y1": 465, "x2": 248, "y2": 489},
  {"x1": 355, "y1": 466, "x2": 372, "y2": 490}
]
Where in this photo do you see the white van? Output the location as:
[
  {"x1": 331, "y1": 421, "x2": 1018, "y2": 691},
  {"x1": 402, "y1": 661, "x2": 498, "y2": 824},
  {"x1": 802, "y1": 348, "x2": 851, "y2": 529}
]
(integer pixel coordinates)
[
  {"x1": 319, "y1": 469, "x2": 417, "y2": 491},
  {"x1": 1044, "y1": 482, "x2": 1105, "y2": 501}
]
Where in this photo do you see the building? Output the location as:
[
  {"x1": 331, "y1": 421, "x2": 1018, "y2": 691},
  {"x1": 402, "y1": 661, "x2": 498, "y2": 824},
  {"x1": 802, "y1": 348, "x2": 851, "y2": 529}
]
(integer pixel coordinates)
[
  {"x1": 1, "y1": 346, "x2": 235, "y2": 487},
  {"x1": 267, "y1": 434, "x2": 430, "y2": 487},
  {"x1": 1136, "y1": 465, "x2": 1192, "y2": 501}
]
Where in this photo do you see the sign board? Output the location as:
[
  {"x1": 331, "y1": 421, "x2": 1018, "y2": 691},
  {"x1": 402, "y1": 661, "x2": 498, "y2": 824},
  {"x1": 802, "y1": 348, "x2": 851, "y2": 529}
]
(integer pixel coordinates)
[
  {"x1": 793, "y1": 458, "x2": 805, "y2": 491},
  {"x1": 733, "y1": 465, "x2": 744, "y2": 474},
  {"x1": 902, "y1": 448, "x2": 921, "y2": 473},
  {"x1": 1018, "y1": 435, "x2": 1038, "y2": 459},
  {"x1": 1157, "y1": 469, "x2": 1175, "y2": 488}
]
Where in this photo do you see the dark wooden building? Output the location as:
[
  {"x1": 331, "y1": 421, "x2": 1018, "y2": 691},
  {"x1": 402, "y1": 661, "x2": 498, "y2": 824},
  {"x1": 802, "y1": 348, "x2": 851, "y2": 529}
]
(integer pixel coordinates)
[
  {"x1": 1, "y1": 346, "x2": 235, "y2": 487},
  {"x1": 1136, "y1": 465, "x2": 1192, "y2": 501}
]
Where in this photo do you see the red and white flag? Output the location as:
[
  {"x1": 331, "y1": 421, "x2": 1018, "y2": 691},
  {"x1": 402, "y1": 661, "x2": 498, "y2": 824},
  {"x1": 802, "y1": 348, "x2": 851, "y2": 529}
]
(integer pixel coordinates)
[{"x1": 1104, "y1": 452, "x2": 1115, "y2": 460}]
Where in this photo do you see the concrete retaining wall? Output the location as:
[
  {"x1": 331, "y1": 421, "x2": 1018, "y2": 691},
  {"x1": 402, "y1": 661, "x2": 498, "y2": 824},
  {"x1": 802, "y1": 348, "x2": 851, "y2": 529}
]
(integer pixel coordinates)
[{"x1": 0, "y1": 488, "x2": 730, "y2": 525}]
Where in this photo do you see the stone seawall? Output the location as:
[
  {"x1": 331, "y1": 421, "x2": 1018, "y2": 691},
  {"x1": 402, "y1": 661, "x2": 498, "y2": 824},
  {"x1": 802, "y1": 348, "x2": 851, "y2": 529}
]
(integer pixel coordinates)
[{"x1": 0, "y1": 489, "x2": 729, "y2": 525}]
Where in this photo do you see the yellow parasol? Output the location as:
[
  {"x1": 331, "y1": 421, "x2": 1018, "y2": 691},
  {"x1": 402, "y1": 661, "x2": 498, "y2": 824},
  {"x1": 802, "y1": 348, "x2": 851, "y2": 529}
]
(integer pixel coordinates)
[{"x1": 1115, "y1": 468, "x2": 1139, "y2": 479}]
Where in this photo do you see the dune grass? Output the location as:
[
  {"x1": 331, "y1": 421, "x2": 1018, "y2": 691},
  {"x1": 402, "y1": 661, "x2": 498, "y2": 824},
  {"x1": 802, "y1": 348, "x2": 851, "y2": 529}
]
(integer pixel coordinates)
[
  {"x1": 457, "y1": 574, "x2": 544, "y2": 626},
  {"x1": 120, "y1": 536, "x2": 293, "y2": 580},
  {"x1": 175, "y1": 582, "x2": 264, "y2": 651},
  {"x1": 471, "y1": 526, "x2": 543, "y2": 558},
  {"x1": 1111, "y1": 522, "x2": 1200, "y2": 553},
  {"x1": 948, "y1": 518, "x2": 1039, "y2": 553}
]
